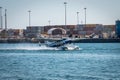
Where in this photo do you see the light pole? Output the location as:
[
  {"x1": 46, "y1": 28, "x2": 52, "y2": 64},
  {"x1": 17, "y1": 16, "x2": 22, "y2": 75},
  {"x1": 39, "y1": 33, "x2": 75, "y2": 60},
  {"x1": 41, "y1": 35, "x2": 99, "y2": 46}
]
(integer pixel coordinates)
[
  {"x1": 5, "y1": 9, "x2": 7, "y2": 30},
  {"x1": 0, "y1": 7, "x2": 3, "y2": 29},
  {"x1": 48, "y1": 20, "x2": 51, "y2": 26},
  {"x1": 77, "y1": 12, "x2": 79, "y2": 25},
  {"x1": 84, "y1": 8, "x2": 87, "y2": 27},
  {"x1": 64, "y1": 2, "x2": 67, "y2": 28},
  {"x1": 28, "y1": 10, "x2": 31, "y2": 27}
]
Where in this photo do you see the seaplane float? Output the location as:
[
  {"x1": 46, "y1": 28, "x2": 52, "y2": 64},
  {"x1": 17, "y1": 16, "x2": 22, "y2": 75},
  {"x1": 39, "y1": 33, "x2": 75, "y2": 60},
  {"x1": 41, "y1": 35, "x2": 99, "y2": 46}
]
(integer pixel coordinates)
[{"x1": 39, "y1": 38, "x2": 80, "y2": 50}]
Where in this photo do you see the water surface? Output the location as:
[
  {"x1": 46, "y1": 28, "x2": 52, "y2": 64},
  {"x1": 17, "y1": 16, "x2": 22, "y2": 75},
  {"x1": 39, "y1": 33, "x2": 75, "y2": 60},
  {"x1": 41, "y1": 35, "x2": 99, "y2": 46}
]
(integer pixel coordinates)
[{"x1": 0, "y1": 43, "x2": 120, "y2": 80}]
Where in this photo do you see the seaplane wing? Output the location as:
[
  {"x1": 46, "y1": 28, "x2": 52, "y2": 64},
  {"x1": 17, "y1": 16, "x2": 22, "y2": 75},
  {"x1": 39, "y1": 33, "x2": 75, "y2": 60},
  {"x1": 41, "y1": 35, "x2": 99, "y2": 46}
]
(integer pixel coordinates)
[{"x1": 47, "y1": 39, "x2": 72, "y2": 47}]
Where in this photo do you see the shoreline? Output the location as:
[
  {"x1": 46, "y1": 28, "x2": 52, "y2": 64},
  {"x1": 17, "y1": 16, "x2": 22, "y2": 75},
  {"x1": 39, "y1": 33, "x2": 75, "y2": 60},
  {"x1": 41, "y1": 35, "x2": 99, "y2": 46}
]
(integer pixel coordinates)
[
  {"x1": 0, "y1": 38, "x2": 120, "y2": 43},
  {"x1": 73, "y1": 38, "x2": 120, "y2": 43}
]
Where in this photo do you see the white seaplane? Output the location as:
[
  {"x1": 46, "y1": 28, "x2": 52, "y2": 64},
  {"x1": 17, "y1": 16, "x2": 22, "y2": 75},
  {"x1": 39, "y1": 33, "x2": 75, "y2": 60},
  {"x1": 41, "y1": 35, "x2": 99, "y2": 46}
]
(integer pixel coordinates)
[{"x1": 39, "y1": 38, "x2": 79, "y2": 50}]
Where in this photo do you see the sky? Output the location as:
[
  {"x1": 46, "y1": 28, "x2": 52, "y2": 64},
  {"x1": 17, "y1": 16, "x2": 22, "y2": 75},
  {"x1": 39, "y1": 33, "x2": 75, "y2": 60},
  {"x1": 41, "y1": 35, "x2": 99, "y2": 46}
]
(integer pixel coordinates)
[{"x1": 0, "y1": 0, "x2": 120, "y2": 29}]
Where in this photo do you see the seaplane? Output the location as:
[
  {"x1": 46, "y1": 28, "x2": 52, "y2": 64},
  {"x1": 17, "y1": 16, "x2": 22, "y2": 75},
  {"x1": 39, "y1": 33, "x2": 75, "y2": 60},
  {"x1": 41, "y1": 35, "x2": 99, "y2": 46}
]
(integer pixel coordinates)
[{"x1": 39, "y1": 38, "x2": 80, "y2": 50}]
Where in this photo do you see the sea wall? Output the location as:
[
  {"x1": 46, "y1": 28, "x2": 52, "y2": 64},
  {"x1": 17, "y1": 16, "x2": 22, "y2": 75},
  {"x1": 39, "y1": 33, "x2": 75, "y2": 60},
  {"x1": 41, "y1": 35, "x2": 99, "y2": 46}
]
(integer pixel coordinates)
[
  {"x1": 0, "y1": 38, "x2": 120, "y2": 43},
  {"x1": 73, "y1": 38, "x2": 120, "y2": 43}
]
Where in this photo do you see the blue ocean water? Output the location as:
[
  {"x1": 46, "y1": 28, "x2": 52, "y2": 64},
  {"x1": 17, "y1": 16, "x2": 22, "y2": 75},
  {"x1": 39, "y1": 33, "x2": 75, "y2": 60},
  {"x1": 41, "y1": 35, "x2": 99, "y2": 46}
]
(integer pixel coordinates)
[{"x1": 0, "y1": 43, "x2": 120, "y2": 80}]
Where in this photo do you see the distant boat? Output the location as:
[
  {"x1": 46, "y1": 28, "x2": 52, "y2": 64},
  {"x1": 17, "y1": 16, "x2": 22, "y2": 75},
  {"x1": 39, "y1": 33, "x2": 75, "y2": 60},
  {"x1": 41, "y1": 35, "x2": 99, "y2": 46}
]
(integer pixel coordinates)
[{"x1": 39, "y1": 38, "x2": 79, "y2": 50}]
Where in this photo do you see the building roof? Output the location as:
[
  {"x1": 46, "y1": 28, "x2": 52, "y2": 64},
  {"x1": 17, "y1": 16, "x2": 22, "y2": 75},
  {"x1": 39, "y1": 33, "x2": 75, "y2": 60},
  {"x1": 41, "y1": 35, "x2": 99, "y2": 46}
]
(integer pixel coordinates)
[{"x1": 47, "y1": 28, "x2": 66, "y2": 34}]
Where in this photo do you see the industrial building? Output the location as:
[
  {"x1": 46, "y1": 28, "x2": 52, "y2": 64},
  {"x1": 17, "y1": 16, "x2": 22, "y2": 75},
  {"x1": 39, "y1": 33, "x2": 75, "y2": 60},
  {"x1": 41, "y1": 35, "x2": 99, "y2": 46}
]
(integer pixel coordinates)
[
  {"x1": 116, "y1": 20, "x2": 120, "y2": 38},
  {"x1": 25, "y1": 26, "x2": 44, "y2": 38}
]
